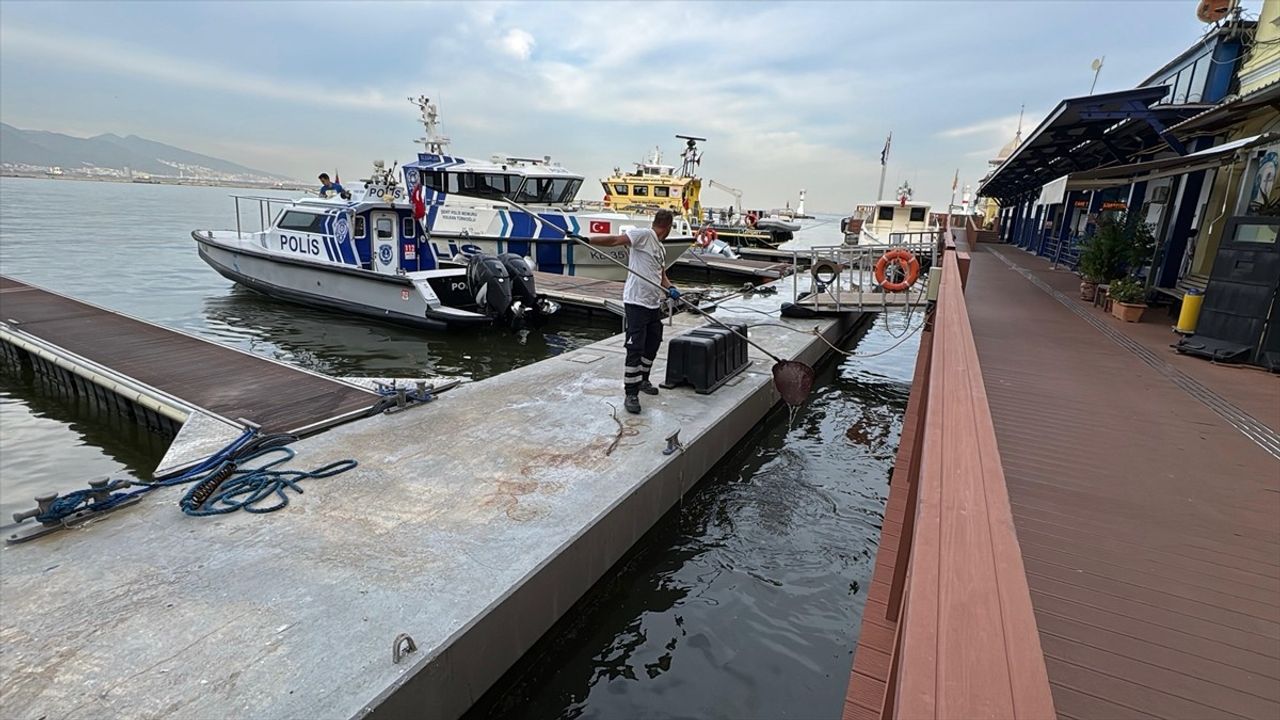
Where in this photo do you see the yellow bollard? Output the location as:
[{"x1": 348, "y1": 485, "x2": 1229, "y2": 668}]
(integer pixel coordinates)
[{"x1": 1176, "y1": 290, "x2": 1204, "y2": 334}]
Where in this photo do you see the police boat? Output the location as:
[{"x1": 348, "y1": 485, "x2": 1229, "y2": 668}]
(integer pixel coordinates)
[
  {"x1": 394, "y1": 96, "x2": 694, "y2": 282},
  {"x1": 191, "y1": 162, "x2": 559, "y2": 331}
]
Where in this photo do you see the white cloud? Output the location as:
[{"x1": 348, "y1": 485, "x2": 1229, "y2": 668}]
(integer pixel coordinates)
[
  {"x1": 937, "y1": 113, "x2": 1027, "y2": 140},
  {"x1": 0, "y1": 23, "x2": 409, "y2": 113},
  {"x1": 497, "y1": 28, "x2": 536, "y2": 61}
]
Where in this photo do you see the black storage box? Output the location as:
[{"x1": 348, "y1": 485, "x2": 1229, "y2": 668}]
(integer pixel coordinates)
[{"x1": 662, "y1": 323, "x2": 750, "y2": 394}]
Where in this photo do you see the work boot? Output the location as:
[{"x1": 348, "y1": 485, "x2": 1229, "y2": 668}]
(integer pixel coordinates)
[
  {"x1": 639, "y1": 379, "x2": 659, "y2": 396},
  {"x1": 624, "y1": 394, "x2": 641, "y2": 414}
]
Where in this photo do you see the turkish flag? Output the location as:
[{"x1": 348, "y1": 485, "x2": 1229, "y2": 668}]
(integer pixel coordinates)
[
  {"x1": 411, "y1": 184, "x2": 426, "y2": 220},
  {"x1": 589, "y1": 220, "x2": 610, "y2": 234}
]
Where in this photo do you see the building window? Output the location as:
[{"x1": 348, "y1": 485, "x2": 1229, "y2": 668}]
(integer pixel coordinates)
[
  {"x1": 878, "y1": 206, "x2": 895, "y2": 221},
  {"x1": 633, "y1": 185, "x2": 649, "y2": 197},
  {"x1": 402, "y1": 217, "x2": 415, "y2": 238},
  {"x1": 278, "y1": 211, "x2": 328, "y2": 234},
  {"x1": 353, "y1": 215, "x2": 366, "y2": 238},
  {"x1": 654, "y1": 186, "x2": 670, "y2": 197},
  {"x1": 909, "y1": 207, "x2": 927, "y2": 222}
]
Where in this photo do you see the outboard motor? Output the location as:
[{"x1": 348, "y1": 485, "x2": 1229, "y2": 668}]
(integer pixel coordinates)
[
  {"x1": 497, "y1": 253, "x2": 559, "y2": 323},
  {"x1": 465, "y1": 254, "x2": 513, "y2": 319},
  {"x1": 498, "y1": 253, "x2": 538, "y2": 309}
]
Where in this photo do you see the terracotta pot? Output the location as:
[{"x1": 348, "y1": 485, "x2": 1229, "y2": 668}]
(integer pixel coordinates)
[
  {"x1": 1080, "y1": 280, "x2": 1097, "y2": 301},
  {"x1": 1111, "y1": 301, "x2": 1147, "y2": 323}
]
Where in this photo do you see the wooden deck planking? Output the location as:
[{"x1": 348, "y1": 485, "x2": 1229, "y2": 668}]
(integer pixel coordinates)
[
  {"x1": 0, "y1": 276, "x2": 378, "y2": 435},
  {"x1": 964, "y1": 248, "x2": 1280, "y2": 719}
]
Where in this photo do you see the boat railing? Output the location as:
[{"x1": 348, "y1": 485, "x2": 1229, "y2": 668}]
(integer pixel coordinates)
[
  {"x1": 228, "y1": 193, "x2": 339, "y2": 238},
  {"x1": 789, "y1": 233, "x2": 941, "y2": 311}
]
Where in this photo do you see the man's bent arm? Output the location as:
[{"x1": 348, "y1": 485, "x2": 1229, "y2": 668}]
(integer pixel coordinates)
[{"x1": 586, "y1": 233, "x2": 631, "y2": 247}]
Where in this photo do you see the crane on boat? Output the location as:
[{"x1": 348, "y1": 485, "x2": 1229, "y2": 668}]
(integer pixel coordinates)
[{"x1": 707, "y1": 179, "x2": 743, "y2": 214}]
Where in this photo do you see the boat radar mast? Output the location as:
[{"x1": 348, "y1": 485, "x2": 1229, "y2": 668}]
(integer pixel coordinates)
[
  {"x1": 410, "y1": 95, "x2": 451, "y2": 154},
  {"x1": 676, "y1": 134, "x2": 706, "y2": 178}
]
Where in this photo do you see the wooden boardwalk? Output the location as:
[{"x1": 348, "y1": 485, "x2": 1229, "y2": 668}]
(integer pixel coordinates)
[
  {"x1": 531, "y1": 271, "x2": 626, "y2": 315},
  {"x1": 966, "y1": 248, "x2": 1280, "y2": 719},
  {"x1": 0, "y1": 276, "x2": 379, "y2": 435},
  {"x1": 843, "y1": 244, "x2": 1280, "y2": 719}
]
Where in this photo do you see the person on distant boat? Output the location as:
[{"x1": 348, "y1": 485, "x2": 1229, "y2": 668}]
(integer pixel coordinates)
[
  {"x1": 584, "y1": 209, "x2": 680, "y2": 415},
  {"x1": 318, "y1": 173, "x2": 346, "y2": 199}
]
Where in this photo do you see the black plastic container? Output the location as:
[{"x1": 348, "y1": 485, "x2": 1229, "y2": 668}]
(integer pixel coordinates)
[{"x1": 662, "y1": 323, "x2": 750, "y2": 394}]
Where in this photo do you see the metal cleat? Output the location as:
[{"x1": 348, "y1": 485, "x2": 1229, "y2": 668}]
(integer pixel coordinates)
[{"x1": 663, "y1": 430, "x2": 685, "y2": 456}]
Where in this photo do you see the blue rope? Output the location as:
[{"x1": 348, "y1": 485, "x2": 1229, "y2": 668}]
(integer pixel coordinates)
[
  {"x1": 179, "y1": 446, "x2": 358, "y2": 516},
  {"x1": 34, "y1": 427, "x2": 259, "y2": 524}
]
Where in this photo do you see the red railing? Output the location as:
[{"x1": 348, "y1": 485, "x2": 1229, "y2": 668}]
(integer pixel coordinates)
[{"x1": 878, "y1": 247, "x2": 1055, "y2": 719}]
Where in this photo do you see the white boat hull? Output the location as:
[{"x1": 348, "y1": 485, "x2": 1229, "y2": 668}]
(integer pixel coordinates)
[{"x1": 193, "y1": 231, "x2": 490, "y2": 330}]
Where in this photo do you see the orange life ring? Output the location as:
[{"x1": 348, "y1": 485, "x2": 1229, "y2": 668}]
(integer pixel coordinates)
[
  {"x1": 874, "y1": 249, "x2": 921, "y2": 292},
  {"x1": 696, "y1": 227, "x2": 718, "y2": 247}
]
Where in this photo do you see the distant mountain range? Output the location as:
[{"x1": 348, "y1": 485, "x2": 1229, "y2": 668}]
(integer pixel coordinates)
[{"x1": 0, "y1": 123, "x2": 291, "y2": 181}]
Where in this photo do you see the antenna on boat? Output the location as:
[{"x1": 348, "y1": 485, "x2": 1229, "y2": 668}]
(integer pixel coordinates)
[
  {"x1": 409, "y1": 95, "x2": 451, "y2": 154},
  {"x1": 676, "y1": 134, "x2": 706, "y2": 178}
]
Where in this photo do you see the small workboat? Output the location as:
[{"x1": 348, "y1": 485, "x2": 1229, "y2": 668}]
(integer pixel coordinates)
[
  {"x1": 842, "y1": 181, "x2": 936, "y2": 247},
  {"x1": 193, "y1": 162, "x2": 559, "y2": 331}
]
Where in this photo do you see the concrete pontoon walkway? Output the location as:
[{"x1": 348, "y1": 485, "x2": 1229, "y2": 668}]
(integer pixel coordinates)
[
  {"x1": 966, "y1": 247, "x2": 1280, "y2": 719},
  {"x1": 0, "y1": 277, "x2": 863, "y2": 720}
]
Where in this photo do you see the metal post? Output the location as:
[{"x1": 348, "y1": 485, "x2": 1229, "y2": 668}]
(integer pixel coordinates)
[{"x1": 235, "y1": 197, "x2": 242, "y2": 237}]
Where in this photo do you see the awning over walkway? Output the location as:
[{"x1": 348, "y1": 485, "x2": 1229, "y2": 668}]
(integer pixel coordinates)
[
  {"x1": 1170, "y1": 80, "x2": 1280, "y2": 136},
  {"x1": 1065, "y1": 132, "x2": 1278, "y2": 191},
  {"x1": 978, "y1": 86, "x2": 1211, "y2": 202}
]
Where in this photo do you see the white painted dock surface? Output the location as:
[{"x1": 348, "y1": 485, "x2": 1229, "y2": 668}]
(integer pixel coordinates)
[{"x1": 0, "y1": 276, "x2": 864, "y2": 720}]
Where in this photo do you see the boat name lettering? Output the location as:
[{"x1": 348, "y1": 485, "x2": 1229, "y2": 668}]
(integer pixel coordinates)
[
  {"x1": 439, "y1": 208, "x2": 479, "y2": 223},
  {"x1": 280, "y1": 234, "x2": 322, "y2": 256},
  {"x1": 450, "y1": 281, "x2": 469, "y2": 292}
]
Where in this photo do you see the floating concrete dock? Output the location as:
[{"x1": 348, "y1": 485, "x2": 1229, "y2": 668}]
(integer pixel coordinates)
[{"x1": 0, "y1": 275, "x2": 869, "y2": 720}]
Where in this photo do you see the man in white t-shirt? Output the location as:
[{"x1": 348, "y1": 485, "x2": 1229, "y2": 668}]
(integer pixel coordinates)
[{"x1": 584, "y1": 210, "x2": 681, "y2": 414}]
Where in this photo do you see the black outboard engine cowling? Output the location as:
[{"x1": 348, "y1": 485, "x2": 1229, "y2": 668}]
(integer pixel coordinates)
[
  {"x1": 498, "y1": 253, "x2": 538, "y2": 308},
  {"x1": 465, "y1": 254, "x2": 513, "y2": 318}
]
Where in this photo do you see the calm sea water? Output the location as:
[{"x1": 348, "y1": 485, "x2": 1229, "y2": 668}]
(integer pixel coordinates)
[{"x1": 0, "y1": 177, "x2": 917, "y2": 718}]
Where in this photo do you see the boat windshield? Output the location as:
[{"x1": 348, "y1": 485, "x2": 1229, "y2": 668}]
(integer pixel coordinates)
[
  {"x1": 446, "y1": 172, "x2": 520, "y2": 201},
  {"x1": 515, "y1": 177, "x2": 581, "y2": 205}
]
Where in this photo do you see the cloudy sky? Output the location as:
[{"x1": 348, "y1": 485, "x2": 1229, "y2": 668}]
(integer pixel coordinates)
[{"x1": 0, "y1": 1, "x2": 1260, "y2": 211}]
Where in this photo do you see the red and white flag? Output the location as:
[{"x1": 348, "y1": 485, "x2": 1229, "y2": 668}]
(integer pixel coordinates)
[
  {"x1": 589, "y1": 220, "x2": 610, "y2": 234},
  {"x1": 411, "y1": 184, "x2": 426, "y2": 220}
]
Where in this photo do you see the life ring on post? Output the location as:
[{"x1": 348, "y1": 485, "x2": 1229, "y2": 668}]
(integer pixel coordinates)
[
  {"x1": 696, "y1": 227, "x2": 718, "y2": 247},
  {"x1": 874, "y1": 249, "x2": 921, "y2": 292}
]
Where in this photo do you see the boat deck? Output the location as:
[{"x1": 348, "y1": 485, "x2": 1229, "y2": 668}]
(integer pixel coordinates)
[
  {"x1": 0, "y1": 275, "x2": 379, "y2": 435},
  {"x1": 844, "y1": 245, "x2": 1280, "y2": 719}
]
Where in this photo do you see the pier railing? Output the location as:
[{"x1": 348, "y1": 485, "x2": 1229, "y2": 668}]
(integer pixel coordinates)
[{"x1": 874, "y1": 245, "x2": 1055, "y2": 719}]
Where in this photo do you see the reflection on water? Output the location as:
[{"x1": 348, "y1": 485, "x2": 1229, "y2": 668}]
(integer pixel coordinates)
[
  {"x1": 0, "y1": 357, "x2": 172, "y2": 521},
  {"x1": 200, "y1": 285, "x2": 621, "y2": 379},
  {"x1": 467, "y1": 314, "x2": 918, "y2": 720}
]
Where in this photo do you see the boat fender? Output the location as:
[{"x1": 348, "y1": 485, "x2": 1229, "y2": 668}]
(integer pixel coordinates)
[{"x1": 874, "y1": 249, "x2": 921, "y2": 292}]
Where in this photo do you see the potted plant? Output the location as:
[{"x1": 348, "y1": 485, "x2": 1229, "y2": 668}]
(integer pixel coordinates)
[
  {"x1": 1075, "y1": 212, "x2": 1156, "y2": 300},
  {"x1": 1108, "y1": 277, "x2": 1148, "y2": 322}
]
